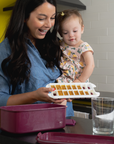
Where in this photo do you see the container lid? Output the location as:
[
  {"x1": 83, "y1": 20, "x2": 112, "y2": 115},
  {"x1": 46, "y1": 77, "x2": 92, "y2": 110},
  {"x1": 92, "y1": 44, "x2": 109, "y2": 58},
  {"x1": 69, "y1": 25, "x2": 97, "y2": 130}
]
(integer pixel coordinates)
[
  {"x1": 37, "y1": 132, "x2": 114, "y2": 144},
  {"x1": 0, "y1": 103, "x2": 66, "y2": 112}
]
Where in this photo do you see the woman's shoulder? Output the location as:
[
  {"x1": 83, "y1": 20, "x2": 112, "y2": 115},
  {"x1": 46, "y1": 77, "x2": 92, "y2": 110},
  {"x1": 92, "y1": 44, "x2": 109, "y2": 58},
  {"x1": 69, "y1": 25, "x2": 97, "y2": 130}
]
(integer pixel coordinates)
[
  {"x1": 0, "y1": 38, "x2": 11, "y2": 53},
  {"x1": 0, "y1": 38, "x2": 11, "y2": 61}
]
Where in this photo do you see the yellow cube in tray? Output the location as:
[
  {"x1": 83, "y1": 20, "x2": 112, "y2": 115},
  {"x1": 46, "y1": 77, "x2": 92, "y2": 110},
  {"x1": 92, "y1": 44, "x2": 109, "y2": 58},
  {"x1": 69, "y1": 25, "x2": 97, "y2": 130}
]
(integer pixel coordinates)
[
  {"x1": 69, "y1": 91, "x2": 74, "y2": 95},
  {"x1": 77, "y1": 85, "x2": 81, "y2": 89},
  {"x1": 79, "y1": 91, "x2": 84, "y2": 95},
  {"x1": 74, "y1": 91, "x2": 79, "y2": 95},
  {"x1": 51, "y1": 85, "x2": 56, "y2": 90},
  {"x1": 58, "y1": 91, "x2": 63, "y2": 96},
  {"x1": 72, "y1": 85, "x2": 77, "y2": 89},
  {"x1": 63, "y1": 91, "x2": 69, "y2": 95},
  {"x1": 85, "y1": 91, "x2": 89, "y2": 95},
  {"x1": 56, "y1": 85, "x2": 61, "y2": 90},
  {"x1": 66, "y1": 85, "x2": 71, "y2": 89},
  {"x1": 61, "y1": 85, "x2": 66, "y2": 90}
]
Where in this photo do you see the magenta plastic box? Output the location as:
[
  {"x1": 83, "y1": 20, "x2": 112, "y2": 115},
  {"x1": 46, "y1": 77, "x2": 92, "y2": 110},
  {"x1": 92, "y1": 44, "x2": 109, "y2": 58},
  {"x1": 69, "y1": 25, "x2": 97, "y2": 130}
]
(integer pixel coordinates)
[
  {"x1": 37, "y1": 132, "x2": 114, "y2": 144},
  {"x1": 0, "y1": 104, "x2": 66, "y2": 134}
]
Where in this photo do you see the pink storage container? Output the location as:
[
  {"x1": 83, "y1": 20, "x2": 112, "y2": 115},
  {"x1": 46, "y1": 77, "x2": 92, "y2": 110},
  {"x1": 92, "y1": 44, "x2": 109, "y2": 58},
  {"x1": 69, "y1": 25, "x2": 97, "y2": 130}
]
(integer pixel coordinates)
[
  {"x1": 0, "y1": 104, "x2": 66, "y2": 134},
  {"x1": 37, "y1": 132, "x2": 114, "y2": 144}
]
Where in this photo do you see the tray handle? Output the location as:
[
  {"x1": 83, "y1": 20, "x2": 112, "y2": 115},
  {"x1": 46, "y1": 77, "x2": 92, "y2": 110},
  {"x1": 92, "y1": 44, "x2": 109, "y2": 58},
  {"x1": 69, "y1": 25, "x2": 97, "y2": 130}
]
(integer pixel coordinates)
[
  {"x1": 36, "y1": 132, "x2": 42, "y2": 139},
  {"x1": 89, "y1": 82, "x2": 96, "y2": 88},
  {"x1": 95, "y1": 92, "x2": 100, "y2": 96},
  {"x1": 66, "y1": 119, "x2": 76, "y2": 126}
]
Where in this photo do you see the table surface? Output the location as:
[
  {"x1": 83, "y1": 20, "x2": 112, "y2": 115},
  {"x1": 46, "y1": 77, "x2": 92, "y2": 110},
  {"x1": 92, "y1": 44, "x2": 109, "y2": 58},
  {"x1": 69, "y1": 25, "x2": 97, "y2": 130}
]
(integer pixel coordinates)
[{"x1": 0, "y1": 117, "x2": 114, "y2": 144}]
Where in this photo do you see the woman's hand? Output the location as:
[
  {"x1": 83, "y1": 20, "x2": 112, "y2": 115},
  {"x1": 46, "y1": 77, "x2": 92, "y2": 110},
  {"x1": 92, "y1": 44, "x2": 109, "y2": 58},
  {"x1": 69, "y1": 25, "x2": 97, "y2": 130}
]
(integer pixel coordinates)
[
  {"x1": 7, "y1": 87, "x2": 65, "y2": 106},
  {"x1": 67, "y1": 98, "x2": 73, "y2": 102},
  {"x1": 35, "y1": 87, "x2": 66, "y2": 103}
]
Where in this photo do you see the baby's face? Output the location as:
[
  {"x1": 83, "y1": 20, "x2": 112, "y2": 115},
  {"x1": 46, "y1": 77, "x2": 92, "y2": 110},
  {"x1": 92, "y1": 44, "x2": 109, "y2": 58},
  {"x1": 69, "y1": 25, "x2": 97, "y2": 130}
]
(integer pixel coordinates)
[{"x1": 61, "y1": 15, "x2": 84, "y2": 47}]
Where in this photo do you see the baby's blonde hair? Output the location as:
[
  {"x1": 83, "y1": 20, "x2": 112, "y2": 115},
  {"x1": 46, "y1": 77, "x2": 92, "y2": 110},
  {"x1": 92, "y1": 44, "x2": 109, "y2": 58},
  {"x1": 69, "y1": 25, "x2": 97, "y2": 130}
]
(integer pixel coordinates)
[{"x1": 57, "y1": 9, "x2": 84, "y2": 36}]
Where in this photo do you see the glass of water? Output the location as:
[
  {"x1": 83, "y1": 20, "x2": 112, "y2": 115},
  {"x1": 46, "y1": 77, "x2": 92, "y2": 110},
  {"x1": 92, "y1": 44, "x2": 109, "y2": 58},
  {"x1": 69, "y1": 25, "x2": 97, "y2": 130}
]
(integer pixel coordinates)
[{"x1": 91, "y1": 97, "x2": 114, "y2": 135}]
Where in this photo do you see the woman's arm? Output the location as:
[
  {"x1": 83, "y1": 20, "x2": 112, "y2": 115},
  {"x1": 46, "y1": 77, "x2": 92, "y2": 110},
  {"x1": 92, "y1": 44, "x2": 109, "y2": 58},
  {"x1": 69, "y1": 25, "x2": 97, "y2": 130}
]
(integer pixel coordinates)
[
  {"x1": 74, "y1": 51, "x2": 95, "y2": 83},
  {"x1": 7, "y1": 87, "x2": 65, "y2": 105}
]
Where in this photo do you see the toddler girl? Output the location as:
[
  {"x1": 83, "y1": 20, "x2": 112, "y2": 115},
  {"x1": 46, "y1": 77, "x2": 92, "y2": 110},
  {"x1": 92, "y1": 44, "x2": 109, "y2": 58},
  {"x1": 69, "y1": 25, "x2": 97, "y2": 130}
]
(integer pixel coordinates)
[{"x1": 57, "y1": 9, "x2": 95, "y2": 83}]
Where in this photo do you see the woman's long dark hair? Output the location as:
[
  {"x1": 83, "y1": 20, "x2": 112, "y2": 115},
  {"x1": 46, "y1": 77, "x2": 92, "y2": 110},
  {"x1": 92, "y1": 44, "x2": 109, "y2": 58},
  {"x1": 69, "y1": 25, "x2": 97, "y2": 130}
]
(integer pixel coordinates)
[{"x1": 1, "y1": 0, "x2": 62, "y2": 94}]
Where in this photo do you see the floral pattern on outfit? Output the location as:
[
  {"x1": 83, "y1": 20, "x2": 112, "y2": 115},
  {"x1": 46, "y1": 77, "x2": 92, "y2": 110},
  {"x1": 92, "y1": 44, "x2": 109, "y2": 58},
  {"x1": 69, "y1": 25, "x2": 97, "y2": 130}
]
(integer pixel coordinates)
[{"x1": 57, "y1": 41, "x2": 94, "y2": 83}]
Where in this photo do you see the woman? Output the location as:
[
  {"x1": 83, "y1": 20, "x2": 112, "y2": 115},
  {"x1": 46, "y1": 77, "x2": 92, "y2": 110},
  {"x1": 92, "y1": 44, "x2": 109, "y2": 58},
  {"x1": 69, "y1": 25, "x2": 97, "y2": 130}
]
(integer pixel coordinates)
[{"x1": 0, "y1": 0, "x2": 74, "y2": 117}]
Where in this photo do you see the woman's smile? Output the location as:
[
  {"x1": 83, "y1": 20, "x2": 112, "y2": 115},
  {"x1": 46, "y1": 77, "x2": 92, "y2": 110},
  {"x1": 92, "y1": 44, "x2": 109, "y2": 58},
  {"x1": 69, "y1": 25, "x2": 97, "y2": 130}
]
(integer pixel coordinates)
[{"x1": 26, "y1": 2, "x2": 56, "y2": 39}]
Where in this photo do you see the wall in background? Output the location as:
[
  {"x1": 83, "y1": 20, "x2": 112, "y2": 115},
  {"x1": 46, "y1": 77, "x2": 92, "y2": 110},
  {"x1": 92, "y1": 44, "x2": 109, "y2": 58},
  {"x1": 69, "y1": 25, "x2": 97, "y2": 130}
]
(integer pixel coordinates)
[
  {"x1": 79, "y1": 0, "x2": 114, "y2": 92},
  {"x1": 0, "y1": 0, "x2": 16, "y2": 43}
]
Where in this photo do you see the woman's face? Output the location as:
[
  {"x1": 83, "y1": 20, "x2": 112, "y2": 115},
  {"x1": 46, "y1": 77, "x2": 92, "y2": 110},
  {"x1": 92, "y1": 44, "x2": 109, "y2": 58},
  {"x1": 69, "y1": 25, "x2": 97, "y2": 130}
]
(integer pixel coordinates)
[{"x1": 26, "y1": 2, "x2": 56, "y2": 40}]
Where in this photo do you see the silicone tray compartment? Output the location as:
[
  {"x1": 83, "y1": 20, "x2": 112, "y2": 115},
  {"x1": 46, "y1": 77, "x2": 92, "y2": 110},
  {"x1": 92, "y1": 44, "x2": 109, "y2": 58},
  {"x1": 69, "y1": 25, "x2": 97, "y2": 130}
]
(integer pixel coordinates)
[
  {"x1": 46, "y1": 82, "x2": 100, "y2": 99},
  {"x1": 0, "y1": 104, "x2": 66, "y2": 134},
  {"x1": 37, "y1": 132, "x2": 114, "y2": 144}
]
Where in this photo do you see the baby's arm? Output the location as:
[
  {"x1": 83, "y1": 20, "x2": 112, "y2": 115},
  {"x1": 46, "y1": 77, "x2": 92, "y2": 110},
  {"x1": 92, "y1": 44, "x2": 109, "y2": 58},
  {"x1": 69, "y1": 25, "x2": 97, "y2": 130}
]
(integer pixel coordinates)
[{"x1": 74, "y1": 51, "x2": 95, "y2": 83}]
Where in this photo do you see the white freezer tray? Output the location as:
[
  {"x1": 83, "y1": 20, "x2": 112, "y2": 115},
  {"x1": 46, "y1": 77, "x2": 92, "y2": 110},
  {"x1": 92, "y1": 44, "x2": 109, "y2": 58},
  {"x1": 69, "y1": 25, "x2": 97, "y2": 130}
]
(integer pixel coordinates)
[{"x1": 46, "y1": 82, "x2": 100, "y2": 99}]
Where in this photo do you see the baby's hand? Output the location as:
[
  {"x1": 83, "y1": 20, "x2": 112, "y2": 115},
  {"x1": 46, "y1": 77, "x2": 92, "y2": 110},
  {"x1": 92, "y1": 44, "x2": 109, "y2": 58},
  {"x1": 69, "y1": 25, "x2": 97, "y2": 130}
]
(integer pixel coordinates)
[{"x1": 73, "y1": 79, "x2": 81, "y2": 83}]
